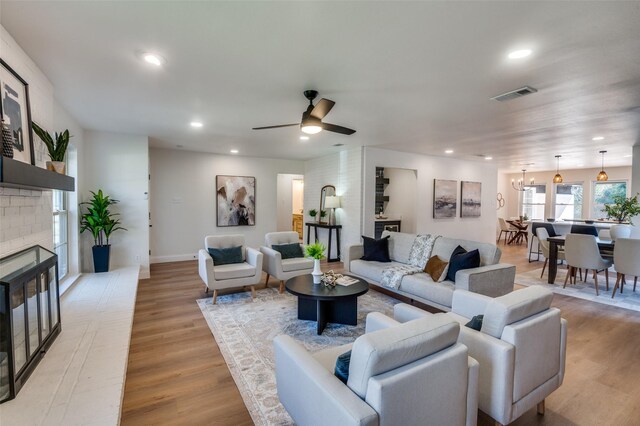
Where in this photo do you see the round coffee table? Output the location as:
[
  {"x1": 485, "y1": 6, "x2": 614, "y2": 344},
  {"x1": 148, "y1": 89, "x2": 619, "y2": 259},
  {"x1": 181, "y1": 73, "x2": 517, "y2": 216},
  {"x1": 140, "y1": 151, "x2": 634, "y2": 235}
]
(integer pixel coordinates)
[{"x1": 285, "y1": 274, "x2": 369, "y2": 335}]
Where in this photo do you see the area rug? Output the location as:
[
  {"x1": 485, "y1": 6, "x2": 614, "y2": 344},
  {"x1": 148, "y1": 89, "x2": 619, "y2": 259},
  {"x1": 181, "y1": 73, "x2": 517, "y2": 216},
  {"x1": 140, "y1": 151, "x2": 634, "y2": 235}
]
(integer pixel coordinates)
[
  {"x1": 516, "y1": 267, "x2": 640, "y2": 312},
  {"x1": 197, "y1": 287, "x2": 399, "y2": 425}
]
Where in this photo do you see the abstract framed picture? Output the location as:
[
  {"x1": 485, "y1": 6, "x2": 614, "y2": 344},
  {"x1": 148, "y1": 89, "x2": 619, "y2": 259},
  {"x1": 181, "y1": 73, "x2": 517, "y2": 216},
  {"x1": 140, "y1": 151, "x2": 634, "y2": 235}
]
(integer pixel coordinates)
[
  {"x1": 433, "y1": 179, "x2": 457, "y2": 219},
  {"x1": 461, "y1": 181, "x2": 482, "y2": 217},
  {"x1": 0, "y1": 59, "x2": 34, "y2": 165},
  {"x1": 216, "y1": 175, "x2": 256, "y2": 226}
]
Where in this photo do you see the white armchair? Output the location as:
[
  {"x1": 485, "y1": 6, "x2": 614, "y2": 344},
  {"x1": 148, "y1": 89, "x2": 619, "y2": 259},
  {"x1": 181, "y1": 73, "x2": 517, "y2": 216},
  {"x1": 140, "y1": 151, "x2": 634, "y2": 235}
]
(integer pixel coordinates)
[
  {"x1": 274, "y1": 313, "x2": 479, "y2": 426},
  {"x1": 392, "y1": 286, "x2": 567, "y2": 426},
  {"x1": 260, "y1": 231, "x2": 313, "y2": 293},
  {"x1": 198, "y1": 234, "x2": 263, "y2": 304}
]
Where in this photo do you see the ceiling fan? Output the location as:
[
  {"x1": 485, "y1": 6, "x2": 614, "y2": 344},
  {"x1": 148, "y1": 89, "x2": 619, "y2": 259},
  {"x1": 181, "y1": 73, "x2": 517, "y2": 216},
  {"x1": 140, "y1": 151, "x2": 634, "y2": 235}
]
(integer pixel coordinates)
[{"x1": 252, "y1": 90, "x2": 356, "y2": 135}]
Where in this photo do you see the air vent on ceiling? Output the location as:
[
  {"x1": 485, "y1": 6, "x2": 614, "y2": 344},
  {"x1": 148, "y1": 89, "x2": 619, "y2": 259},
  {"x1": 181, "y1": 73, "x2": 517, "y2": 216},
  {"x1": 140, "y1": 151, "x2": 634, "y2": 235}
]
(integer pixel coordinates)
[{"x1": 491, "y1": 86, "x2": 538, "y2": 102}]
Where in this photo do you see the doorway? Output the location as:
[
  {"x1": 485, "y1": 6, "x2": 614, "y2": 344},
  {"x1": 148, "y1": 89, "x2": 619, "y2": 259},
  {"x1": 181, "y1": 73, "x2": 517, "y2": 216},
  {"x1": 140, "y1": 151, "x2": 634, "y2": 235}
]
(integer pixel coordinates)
[{"x1": 276, "y1": 174, "x2": 304, "y2": 239}]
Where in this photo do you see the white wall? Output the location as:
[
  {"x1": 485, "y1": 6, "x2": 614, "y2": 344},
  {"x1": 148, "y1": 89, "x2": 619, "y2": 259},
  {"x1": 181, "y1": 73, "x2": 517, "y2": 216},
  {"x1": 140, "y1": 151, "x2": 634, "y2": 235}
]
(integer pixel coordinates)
[
  {"x1": 501, "y1": 166, "x2": 632, "y2": 220},
  {"x1": 383, "y1": 168, "x2": 417, "y2": 233},
  {"x1": 363, "y1": 148, "x2": 498, "y2": 244},
  {"x1": 149, "y1": 148, "x2": 304, "y2": 262},
  {"x1": 0, "y1": 25, "x2": 54, "y2": 258},
  {"x1": 81, "y1": 131, "x2": 150, "y2": 277}
]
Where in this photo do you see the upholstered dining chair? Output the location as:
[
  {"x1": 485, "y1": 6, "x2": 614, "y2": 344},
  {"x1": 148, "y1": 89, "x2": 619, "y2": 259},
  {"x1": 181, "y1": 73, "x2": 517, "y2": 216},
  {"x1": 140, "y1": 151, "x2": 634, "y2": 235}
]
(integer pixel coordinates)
[
  {"x1": 536, "y1": 227, "x2": 565, "y2": 279},
  {"x1": 260, "y1": 231, "x2": 314, "y2": 293},
  {"x1": 611, "y1": 238, "x2": 640, "y2": 298},
  {"x1": 497, "y1": 218, "x2": 518, "y2": 244},
  {"x1": 563, "y1": 234, "x2": 612, "y2": 296},
  {"x1": 198, "y1": 234, "x2": 263, "y2": 304}
]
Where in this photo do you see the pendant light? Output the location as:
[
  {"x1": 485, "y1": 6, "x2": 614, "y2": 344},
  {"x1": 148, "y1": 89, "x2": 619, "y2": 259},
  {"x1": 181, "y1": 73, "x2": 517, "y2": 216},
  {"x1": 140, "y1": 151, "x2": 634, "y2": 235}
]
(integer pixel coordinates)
[
  {"x1": 596, "y1": 150, "x2": 608, "y2": 181},
  {"x1": 553, "y1": 155, "x2": 563, "y2": 183}
]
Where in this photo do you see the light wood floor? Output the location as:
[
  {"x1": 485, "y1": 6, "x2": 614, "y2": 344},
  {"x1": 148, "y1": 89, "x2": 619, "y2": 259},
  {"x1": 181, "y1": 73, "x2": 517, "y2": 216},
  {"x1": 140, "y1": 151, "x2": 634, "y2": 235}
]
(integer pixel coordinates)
[{"x1": 121, "y1": 243, "x2": 640, "y2": 426}]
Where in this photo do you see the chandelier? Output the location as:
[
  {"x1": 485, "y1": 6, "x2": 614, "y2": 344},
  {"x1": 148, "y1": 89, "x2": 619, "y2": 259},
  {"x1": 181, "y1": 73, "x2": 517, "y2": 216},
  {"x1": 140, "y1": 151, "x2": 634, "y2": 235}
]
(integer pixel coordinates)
[{"x1": 512, "y1": 169, "x2": 534, "y2": 191}]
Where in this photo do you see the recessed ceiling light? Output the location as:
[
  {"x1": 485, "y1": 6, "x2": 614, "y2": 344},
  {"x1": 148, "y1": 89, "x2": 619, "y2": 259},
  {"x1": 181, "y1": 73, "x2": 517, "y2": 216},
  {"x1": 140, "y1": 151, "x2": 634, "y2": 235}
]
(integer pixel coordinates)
[
  {"x1": 299, "y1": 136, "x2": 309, "y2": 141},
  {"x1": 485, "y1": 157, "x2": 493, "y2": 160},
  {"x1": 624, "y1": 154, "x2": 633, "y2": 158},
  {"x1": 577, "y1": 164, "x2": 584, "y2": 167},
  {"x1": 230, "y1": 149, "x2": 238, "y2": 154},
  {"x1": 592, "y1": 136, "x2": 604, "y2": 141},
  {"x1": 445, "y1": 150, "x2": 454, "y2": 154},
  {"x1": 142, "y1": 53, "x2": 164, "y2": 66},
  {"x1": 190, "y1": 121, "x2": 203, "y2": 128},
  {"x1": 508, "y1": 49, "x2": 532, "y2": 59}
]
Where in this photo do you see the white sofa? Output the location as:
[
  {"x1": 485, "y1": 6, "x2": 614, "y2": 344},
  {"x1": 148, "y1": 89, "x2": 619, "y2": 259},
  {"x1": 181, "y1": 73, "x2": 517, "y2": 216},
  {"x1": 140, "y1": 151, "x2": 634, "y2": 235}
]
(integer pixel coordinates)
[
  {"x1": 260, "y1": 231, "x2": 314, "y2": 293},
  {"x1": 274, "y1": 312, "x2": 479, "y2": 426},
  {"x1": 345, "y1": 231, "x2": 516, "y2": 311},
  {"x1": 198, "y1": 235, "x2": 263, "y2": 303},
  {"x1": 393, "y1": 286, "x2": 568, "y2": 426}
]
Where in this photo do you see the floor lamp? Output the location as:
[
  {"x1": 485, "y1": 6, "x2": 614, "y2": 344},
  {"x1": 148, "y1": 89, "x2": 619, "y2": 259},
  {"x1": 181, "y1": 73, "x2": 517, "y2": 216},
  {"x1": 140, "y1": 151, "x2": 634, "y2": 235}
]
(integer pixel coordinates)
[{"x1": 324, "y1": 196, "x2": 341, "y2": 226}]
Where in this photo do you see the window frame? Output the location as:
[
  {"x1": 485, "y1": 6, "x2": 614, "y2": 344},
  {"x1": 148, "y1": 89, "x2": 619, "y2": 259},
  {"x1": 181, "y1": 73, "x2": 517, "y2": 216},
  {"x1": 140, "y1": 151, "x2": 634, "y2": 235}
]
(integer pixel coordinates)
[
  {"x1": 591, "y1": 180, "x2": 629, "y2": 219},
  {"x1": 521, "y1": 183, "x2": 547, "y2": 220},
  {"x1": 52, "y1": 190, "x2": 69, "y2": 280},
  {"x1": 553, "y1": 181, "x2": 584, "y2": 220}
]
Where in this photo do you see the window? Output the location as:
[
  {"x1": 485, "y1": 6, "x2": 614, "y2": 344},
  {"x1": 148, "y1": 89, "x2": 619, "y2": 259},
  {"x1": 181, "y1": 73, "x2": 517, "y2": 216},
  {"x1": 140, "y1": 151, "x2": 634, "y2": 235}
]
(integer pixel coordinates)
[
  {"x1": 592, "y1": 181, "x2": 627, "y2": 219},
  {"x1": 522, "y1": 185, "x2": 546, "y2": 220},
  {"x1": 554, "y1": 183, "x2": 583, "y2": 220},
  {"x1": 52, "y1": 190, "x2": 68, "y2": 279}
]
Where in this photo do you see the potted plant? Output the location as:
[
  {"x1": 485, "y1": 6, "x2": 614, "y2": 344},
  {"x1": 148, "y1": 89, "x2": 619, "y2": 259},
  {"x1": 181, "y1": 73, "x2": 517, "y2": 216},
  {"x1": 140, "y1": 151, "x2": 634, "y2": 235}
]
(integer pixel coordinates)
[
  {"x1": 319, "y1": 210, "x2": 327, "y2": 224},
  {"x1": 80, "y1": 190, "x2": 127, "y2": 272},
  {"x1": 31, "y1": 122, "x2": 70, "y2": 174},
  {"x1": 305, "y1": 241, "x2": 326, "y2": 284},
  {"x1": 308, "y1": 209, "x2": 318, "y2": 222},
  {"x1": 603, "y1": 194, "x2": 640, "y2": 225}
]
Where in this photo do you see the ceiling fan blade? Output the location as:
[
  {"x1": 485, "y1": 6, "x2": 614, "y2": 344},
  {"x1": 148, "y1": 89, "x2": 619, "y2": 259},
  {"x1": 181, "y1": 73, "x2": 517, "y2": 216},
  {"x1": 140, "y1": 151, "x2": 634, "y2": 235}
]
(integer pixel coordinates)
[
  {"x1": 252, "y1": 123, "x2": 299, "y2": 130},
  {"x1": 310, "y1": 98, "x2": 335, "y2": 120},
  {"x1": 322, "y1": 123, "x2": 356, "y2": 135}
]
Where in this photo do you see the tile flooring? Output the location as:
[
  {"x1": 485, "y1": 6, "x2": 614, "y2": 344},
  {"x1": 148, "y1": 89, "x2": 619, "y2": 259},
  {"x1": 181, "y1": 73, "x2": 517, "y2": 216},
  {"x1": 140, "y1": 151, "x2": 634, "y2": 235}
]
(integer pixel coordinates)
[{"x1": 0, "y1": 267, "x2": 139, "y2": 426}]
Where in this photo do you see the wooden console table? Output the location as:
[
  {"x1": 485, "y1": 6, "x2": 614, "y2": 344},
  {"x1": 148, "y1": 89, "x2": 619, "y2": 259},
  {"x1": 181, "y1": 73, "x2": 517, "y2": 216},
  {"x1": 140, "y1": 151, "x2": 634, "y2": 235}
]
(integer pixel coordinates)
[{"x1": 305, "y1": 222, "x2": 342, "y2": 262}]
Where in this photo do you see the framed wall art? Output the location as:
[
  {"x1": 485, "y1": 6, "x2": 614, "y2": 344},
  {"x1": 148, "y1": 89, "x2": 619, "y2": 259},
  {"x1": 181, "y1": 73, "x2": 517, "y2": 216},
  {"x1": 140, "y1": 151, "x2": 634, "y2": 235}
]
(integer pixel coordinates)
[
  {"x1": 0, "y1": 59, "x2": 34, "y2": 165},
  {"x1": 461, "y1": 181, "x2": 482, "y2": 217},
  {"x1": 433, "y1": 179, "x2": 457, "y2": 218},
  {"x1": 216, "y1": 175, "x2": 256, "y2": 226}
]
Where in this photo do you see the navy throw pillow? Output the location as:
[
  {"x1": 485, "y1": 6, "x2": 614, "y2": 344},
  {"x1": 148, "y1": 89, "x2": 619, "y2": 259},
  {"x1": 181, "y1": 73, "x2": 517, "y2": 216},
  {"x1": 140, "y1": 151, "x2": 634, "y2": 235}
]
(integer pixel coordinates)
[
  {"x1": 334, "y1": 350, "x2": 352, "y2": 384},
  {"x1": 272, "y1": 243, "x2": 303, "y2": 259},
  {"x1": 361, "y1": 236, "x2": 391, "y2": 262},
  {"x1": 465, "y1": 314, "x2": 484, "y2": 331},
  {"x1": 446, "y1": 245, "x2": 480, "y2": 282},
  {"x1": 208, "y1": 246, "x2": 243, "y2": 266}
]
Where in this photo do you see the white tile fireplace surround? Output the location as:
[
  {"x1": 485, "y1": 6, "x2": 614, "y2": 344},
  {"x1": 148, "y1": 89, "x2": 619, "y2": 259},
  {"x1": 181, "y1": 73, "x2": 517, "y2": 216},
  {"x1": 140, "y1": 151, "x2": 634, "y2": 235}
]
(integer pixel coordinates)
[{"x1": 0, "y1": 267, "x2": 139, "y2": 426}]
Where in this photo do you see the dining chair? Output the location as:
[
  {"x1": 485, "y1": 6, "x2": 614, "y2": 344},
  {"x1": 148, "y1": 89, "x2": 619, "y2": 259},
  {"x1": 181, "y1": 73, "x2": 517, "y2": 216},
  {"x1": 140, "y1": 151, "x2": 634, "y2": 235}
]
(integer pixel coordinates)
[
  {"x1": 611, "y1": 238, "x2": 640, "y2": 299},
  {"x1": 563, "y1": 234, "x2": 612, "y2": 296},
  {"x1": 537, "y1": 227, "x2": 566, "y2": 279},
  {"x1": 497, "y1": 218, "x2": 518, "y2": 244},
  {"x1": 530, "y1": 222, "x2": 557, "y2": 262},
  {"x1": 570, "y1": 224, "x2": 598, "y2": 237}
]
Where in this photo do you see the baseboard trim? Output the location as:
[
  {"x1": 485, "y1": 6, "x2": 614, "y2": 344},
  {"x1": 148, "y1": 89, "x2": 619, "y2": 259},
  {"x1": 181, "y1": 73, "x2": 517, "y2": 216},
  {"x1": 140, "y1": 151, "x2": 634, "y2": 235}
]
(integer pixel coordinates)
[{"x1": 150, "y1": 253, "x2": 198, "y2": 264}]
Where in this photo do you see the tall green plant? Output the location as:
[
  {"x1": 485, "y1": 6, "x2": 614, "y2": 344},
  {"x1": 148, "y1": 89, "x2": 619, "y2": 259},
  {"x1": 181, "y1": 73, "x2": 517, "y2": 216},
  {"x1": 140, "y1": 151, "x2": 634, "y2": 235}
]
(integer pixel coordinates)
[
  {"x1": 603, "y1": 194, "x2": 640, "y2": 224},
  {"x1": 80, "y1": 190, "x2": 127, "y2": 246},
  {"x1": 31, "y1": 122, "x2": 71, "y2": 162}
]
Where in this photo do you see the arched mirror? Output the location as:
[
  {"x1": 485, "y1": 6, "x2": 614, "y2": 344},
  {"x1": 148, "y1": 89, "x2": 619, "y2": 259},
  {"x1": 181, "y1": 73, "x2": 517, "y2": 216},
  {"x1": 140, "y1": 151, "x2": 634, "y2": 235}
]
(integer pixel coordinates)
[{"x1": 319, "y1": 185, "x2": 336, "y2": 223}]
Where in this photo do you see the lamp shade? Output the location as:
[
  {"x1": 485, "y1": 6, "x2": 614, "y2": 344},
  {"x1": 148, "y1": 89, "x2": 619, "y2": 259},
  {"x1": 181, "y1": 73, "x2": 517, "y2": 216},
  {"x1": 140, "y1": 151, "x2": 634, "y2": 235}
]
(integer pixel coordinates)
[{"x1": 324, "y1": 196, "x2": 341, "y2": 209}]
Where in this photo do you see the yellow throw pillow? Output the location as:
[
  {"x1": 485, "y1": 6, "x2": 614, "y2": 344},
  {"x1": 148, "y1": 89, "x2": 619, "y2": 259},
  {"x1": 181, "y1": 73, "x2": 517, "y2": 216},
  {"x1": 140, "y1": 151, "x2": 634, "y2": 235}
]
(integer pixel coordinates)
[{"x1": 425, "y1": 255, "x2": 448, "y2": 282}]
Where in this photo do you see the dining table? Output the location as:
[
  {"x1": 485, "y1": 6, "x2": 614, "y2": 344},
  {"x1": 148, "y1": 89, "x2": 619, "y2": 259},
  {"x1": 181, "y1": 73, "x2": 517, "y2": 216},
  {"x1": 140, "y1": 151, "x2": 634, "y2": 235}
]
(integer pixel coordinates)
[
  {"x1": 506, "y1": 220, "x2": 529, "y2": 245},
  {"x1": 546, "y1": 235, "x2": 615, "y2": 284}
]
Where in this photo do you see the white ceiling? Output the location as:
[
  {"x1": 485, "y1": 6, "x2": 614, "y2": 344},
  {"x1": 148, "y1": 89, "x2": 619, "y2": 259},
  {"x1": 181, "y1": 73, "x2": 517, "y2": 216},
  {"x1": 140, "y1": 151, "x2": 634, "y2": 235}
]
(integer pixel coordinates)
[{"x1": 2, "y1": 1, "x2": 639, "y2": 172}]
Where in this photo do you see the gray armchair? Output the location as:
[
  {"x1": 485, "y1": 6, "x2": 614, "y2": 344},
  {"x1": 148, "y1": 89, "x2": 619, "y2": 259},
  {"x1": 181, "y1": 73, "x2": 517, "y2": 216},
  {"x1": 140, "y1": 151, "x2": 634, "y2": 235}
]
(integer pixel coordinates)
[
  {"x1": 274, "y1": 313, "x2": 479, "y2": 426},
  {"x1": 260, "y1": 231, "x2": 313, "y2": 293}
]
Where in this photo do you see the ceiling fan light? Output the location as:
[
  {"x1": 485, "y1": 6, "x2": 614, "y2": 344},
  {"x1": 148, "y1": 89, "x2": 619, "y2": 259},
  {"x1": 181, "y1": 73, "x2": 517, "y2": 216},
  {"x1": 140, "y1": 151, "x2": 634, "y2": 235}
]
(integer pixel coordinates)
[
  {"x1": 597, "y1": 170, "x2": 608, "y2": 181},
  {"x1": 301, "y1": 125, "x2": 322, "y2": 134},
  {"x1": 553, "y1": 173, "x2": 563, "y2": 183}
]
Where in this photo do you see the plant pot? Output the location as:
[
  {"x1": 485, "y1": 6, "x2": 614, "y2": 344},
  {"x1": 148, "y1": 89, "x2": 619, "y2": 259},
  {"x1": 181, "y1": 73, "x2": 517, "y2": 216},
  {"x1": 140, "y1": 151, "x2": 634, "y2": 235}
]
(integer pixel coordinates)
[
  {"x1": 311, "y1": 259, "x2": 322, "y2": 284},
  {"x1": 46, "y1": 161, "x2": 66, "y2": 174},
  {"x1": 92, "y1": 245, "x2": 111, "y2": 273}
]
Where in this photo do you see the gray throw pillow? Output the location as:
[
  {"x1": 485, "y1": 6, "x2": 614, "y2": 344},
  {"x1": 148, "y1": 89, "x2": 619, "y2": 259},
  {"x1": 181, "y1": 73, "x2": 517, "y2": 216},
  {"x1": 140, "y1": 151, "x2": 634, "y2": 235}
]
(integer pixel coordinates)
[
  {"x1": 272, "y1": 243, "x2": 303, "y2": 259},
  {"x1": 208, "y1": 246, "x2": 243, "y2": 265}
]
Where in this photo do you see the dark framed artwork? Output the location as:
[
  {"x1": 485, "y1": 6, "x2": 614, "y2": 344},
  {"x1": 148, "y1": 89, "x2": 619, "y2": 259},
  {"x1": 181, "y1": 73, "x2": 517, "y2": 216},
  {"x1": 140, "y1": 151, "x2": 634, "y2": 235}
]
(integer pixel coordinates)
[
  {"x1": 461, "y1": 181, "x2": 482, "y2": 217},
  {"x1": 0, "y1": 59, "x2": 34, "y2": 165},
  {"x1": 216, "y1": 175, "x2": 256, "y2": 226},
  {"x1": 433, "y1": 179, "x2": 457, "y2": 218}
]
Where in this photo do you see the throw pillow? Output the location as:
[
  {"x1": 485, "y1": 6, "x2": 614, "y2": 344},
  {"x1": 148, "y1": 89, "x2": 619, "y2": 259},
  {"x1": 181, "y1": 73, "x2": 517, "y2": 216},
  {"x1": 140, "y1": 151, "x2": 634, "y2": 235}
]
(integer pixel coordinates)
[
  {"x1": 334, "y1": 350, "x2": 352, "y2": 384},
  {"x1": 446, "y1": 245, "x2": 480, "y2": 282},
  {"x1": 407, "y1": 234, "x2": 432, "y2": 268},
  {"x1": 424, "y1": 255, "x2": 448, "y2": 282},
  {"x1": 465, "y1": 315, "x2": 484, "y2": 331},
  {"x1": 361, "y1": 236, "x2": 391, "y2": 262},
  {"x1": 208, "y1": 246, "x2": 243, "y2": 266},
  {"x1": 272, "y1": 243, "x2": 303, "y2": 259}
]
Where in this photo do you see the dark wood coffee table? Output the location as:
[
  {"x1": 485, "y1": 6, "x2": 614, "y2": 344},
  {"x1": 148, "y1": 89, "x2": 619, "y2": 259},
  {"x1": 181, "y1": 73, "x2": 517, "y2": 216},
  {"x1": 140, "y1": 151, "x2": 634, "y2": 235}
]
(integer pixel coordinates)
[{"x1": 285, "y1": 274, "x2": 369, "y2": 335}]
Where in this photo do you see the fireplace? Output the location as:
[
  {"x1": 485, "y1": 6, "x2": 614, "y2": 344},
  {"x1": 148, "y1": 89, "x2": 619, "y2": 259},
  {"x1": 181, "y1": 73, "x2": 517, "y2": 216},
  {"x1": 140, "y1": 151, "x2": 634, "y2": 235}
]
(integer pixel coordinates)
[{"x1": 0, "y1": 245, "x2": 61, "y2": 403}]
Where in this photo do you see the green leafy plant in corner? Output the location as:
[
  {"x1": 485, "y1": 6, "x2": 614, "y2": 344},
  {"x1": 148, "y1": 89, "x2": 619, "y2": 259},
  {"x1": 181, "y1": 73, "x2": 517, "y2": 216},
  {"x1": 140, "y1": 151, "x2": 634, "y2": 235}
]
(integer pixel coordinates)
[
  {"x1": 308, "y1": 209, "x2": 318, "y2": 218},
  {"x1": 31, "y1": 122, "x2": 71, "y2": 162},
  {"x1": 305, "y1": 241, "x2": 326, "y2": 260},
  {"x1": 80, "y1": 190, "x2": 127, "y2": 246},
  {"x1": 603, "y1": 194, "x2": 640, "y2": 224}
]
